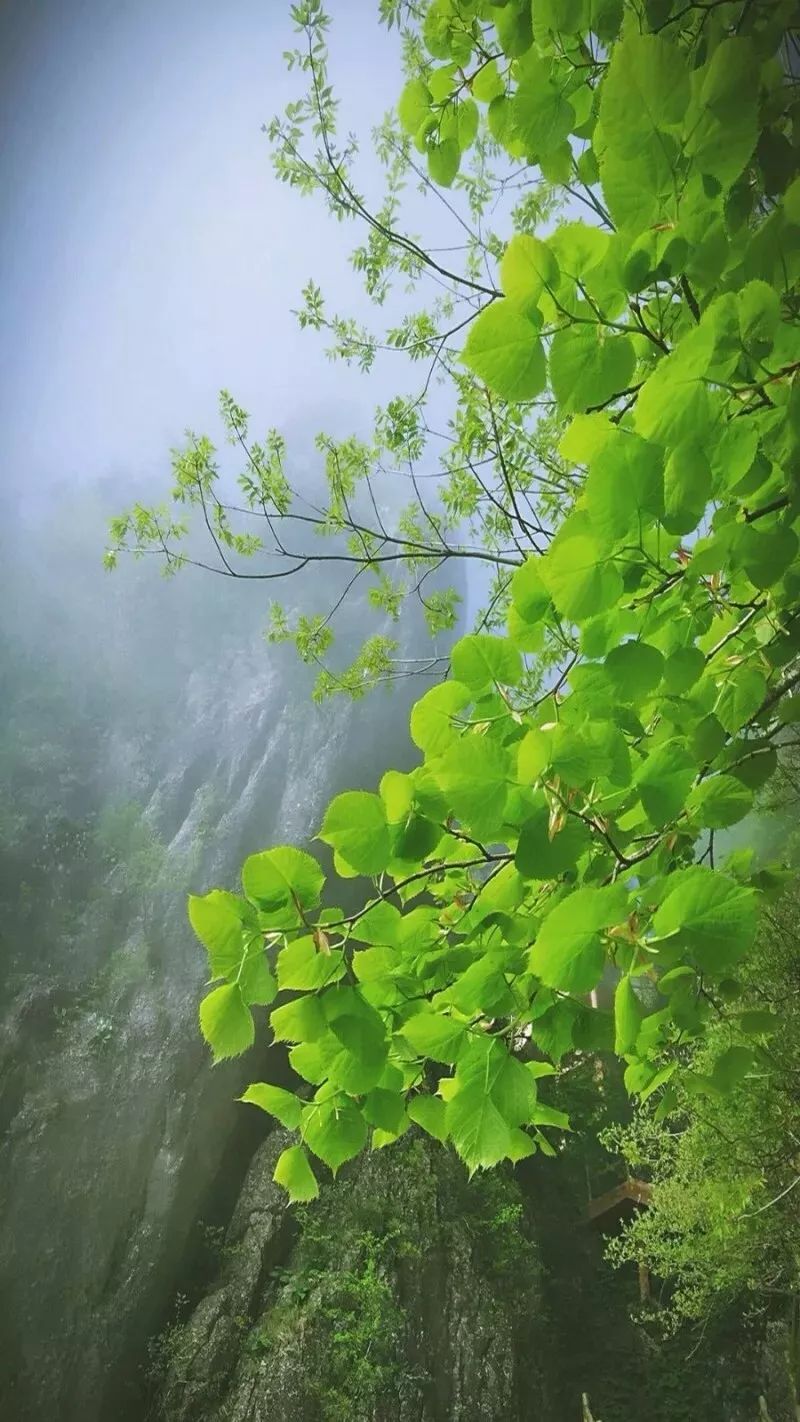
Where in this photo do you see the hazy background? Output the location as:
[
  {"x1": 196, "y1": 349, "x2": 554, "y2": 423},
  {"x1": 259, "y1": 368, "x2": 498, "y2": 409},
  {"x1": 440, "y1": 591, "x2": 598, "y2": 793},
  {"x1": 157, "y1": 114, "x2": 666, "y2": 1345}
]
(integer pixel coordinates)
[
  {"x1": 0, "y1": 9, "x2": 460, "y2": 1418},
  {"x1": 0, "y1": 0, "x2": 413, "y2": 517}
]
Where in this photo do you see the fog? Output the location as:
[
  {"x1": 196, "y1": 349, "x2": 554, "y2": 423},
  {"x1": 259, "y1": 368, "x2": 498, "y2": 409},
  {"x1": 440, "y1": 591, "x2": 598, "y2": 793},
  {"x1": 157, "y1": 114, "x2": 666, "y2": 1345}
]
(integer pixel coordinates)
[
  {"x1": 0, "y1": 0, "x2": 414, "y2": 511},
  {"x1": 0, "y1": 7, "x2": 464, "y2": 1417}
]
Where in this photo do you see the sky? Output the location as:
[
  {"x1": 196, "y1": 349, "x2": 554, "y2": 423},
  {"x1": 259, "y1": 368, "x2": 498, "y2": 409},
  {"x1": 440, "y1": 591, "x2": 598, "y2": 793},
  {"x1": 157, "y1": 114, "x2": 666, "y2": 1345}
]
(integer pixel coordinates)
[{"x1": 0, "y1": 0, "x2": 414, "y2": 510}]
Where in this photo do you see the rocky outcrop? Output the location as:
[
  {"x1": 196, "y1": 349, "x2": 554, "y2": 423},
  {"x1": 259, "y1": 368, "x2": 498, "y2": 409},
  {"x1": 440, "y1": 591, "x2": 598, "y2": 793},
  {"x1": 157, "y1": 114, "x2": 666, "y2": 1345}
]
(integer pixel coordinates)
[
  {"x1": 156, "y1": 1129, "x2": 550, "y2": 1422},
  {"x1": 0, "y1": 504, "x2": 432, "y2": 1422},
  {"x1": 154, "y1": 1116, "x2": 785, "y2": 1422}
]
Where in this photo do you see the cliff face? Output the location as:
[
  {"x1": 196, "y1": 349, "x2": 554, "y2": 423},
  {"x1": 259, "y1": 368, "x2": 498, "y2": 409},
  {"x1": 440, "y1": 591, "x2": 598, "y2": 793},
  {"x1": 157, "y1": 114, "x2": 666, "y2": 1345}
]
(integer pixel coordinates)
[
  {"x1": 0, "y1": 501, "x2": 428, "y2": 1422},
  {"x1": 153, "y1": 1118, "x2": 797, "y2": 1422},
  {"x1": 2, "y1": 503, "x2": 796, "y2": 1422},
  {"x1": 155, "y1": 1128, "x2": 550, "y2": 1422}
]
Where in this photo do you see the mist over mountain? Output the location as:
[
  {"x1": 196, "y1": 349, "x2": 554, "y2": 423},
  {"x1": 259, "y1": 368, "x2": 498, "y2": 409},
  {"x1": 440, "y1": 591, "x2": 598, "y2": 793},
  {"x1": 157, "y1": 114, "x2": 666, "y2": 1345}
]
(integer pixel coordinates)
[{"x1": 0, "y1": 467, "x2": 443, "y2": 1418}]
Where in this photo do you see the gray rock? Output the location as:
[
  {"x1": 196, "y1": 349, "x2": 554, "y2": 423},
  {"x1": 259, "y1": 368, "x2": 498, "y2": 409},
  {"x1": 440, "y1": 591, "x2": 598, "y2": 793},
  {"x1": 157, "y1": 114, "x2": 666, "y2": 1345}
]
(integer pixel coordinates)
[
  {"x1": 0, "y1": 517, "x2": 429, "y2": 1422},
  {"x1": 157, "y1": 1130, "x2": 549, "y2": 1422}
]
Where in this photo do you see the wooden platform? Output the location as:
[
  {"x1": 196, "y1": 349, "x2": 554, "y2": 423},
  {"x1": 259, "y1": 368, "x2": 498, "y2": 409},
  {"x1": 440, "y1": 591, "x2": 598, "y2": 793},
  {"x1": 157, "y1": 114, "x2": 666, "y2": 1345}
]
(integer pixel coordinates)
[{"x1": 585, "y1": 1176, "x2": 652, "y2": 1226}]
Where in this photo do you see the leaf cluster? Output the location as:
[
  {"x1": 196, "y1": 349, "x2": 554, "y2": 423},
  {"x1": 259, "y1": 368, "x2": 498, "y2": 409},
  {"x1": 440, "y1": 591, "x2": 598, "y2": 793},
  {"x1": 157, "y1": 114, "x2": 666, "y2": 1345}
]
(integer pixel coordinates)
[{"x1": 170, "y1": 0, "x2": 800, "y2": 1199}]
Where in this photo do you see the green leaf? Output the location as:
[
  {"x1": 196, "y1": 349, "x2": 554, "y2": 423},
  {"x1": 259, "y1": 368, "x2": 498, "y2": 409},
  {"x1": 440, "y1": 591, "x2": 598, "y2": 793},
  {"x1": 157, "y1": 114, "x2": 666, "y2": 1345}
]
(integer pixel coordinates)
[
  {"x1": 363, "y1": 1088, "x2": 407, "y2": 1133},
  {"x1": 530, "y1": 884, "x2": 628, "y2": 994},
  {"x1": 735, "y1": 524, "x2": 799, "y2": 592},
  {"x1": 651, "y1": 867, "x2": 758, "y2": 972},
  {"x1": 398, "y1": 78, "x2": 431, "y2": 136},
  {"x1": 513, "y1": 56, "x2": 575, "y2": 157},
  {"x1": 560, "y1": 412, "x2": 615, "y2": 465},
  {"x1": 472, "y1": 59, "x2": 505, "y2": 104},
  {"x1": 663, "y1": 440, "x2": 712, "y2": 535},
  {"x1": 492, "y1": 0, "x2": 533, "y2": 57},
  {"x1": 350, "y1": 901, "x2": 403, "y2": 945},
  {"x1": 427, "y1": 63, "x2": 457, "y2": 102},
  {"x1": 408, "y1": 1094, "x2": 449, "y2": 1142},
  {"x1": 600, "y1": 140, "x2": 675, "y2": 233},
  {"x1": 319, "y1": 791, "x2": 390, "y2": 876},
  {"x1": 461, "y1": 301, "x2": 546, "y2": 402},
  {"x1": 324, "y1": 1019, "x2": 387, "y2": 1095},
  {"x1": 693, "y1": 713, "x2": 726, "y2": 763},
  {"x1": 550, "y1": 328, "x2": 636, "y2": 416},
  {"x1": 529, "y1": 1101, "x2": 570, "y2": 1131},
  {"x1": 457, "y1": 98, "x2": 479, "y2": 149},
  {"x1": 589, "y1": 0, "x2": 622, "y2": 39},
  {"x1": 240, "y1": 1082, "x2": 303, "y2": 1130},
  {"x1": 614, "y1": 976, "x2": 641, "y2": 1055},
  {"x1": 199, "y1": 983, "x2": 254, "y2": 1062},
  {"x1": 710, "y1": 422, "x2": 759, "y2": 495},
  {"x1": 715, "y1": 665, "x2": 767, "y2": 735},
  {"x1": 270, "y1": 994, "x2": 327, "y2": 1044},
  {"x1": 288, "y1": 1040, "x2": 333, "y2": 1086},
  {"x1": 401, "y1": 1011, "x2": 467, "y2": 1064},
  {"x1": 447, "y1": 1081, "x2": 512, "y2": 1171},
  {"x1": 273, "y1": 1144, "x2": 319, "y2": 1203},
  {"x1": 739, "y1": 280, "x2": 781, "y2": 354},
  {"x1": 605, "y1": 642, "x2": 664, "y2": 702},
  {"x1": 511, "y1": 558, "x2": 550, "y2": 625},
  {"x1": 600, "y1": 33, "x2": 689, "y2": 160},
  {"x1": 276, "y1": 936, "x2": 346, "y2": 992},
  {"x1": 780, "y1": 697, "x2": 800, "y2": 726},
  {"x1": 584, "y1": 429, "x2": 664, "y2": 545},
  {"x1": 635, "y1": 324, "x2": 715, "y2": 448},
  {"x1": 445, "y1": 953, "x2": 515, "y2": 1016},
  {"x1": 410, "y1": 680, "x2": 471, "y2": 756},
  {"x1": 534, "y1": 0, "x2": 588, "y2": 37},
  {"x1": 322, "y1": 989, "x2": 388, "y2": 1093},
  {"x1": 488, "y1": 94, "x2": 521, "y2": 151},
  {"x1": 548, "y1": 220, "x2": 609, "y2": 289},
  {"x1": 711, "y1": 1044, "x2": 755, "y2": 1094},
  {"x1": 541, "y1": 527, "x2": 623, "y2": 621},
  {"x1": 239, "y1": 951, "x2": 278, "y2": 1008},
  {"x1": 242, "y1": 846, "x2": 324, "y2": 913},
  {"x1": 508, "y1": 604, "x2": 543, "y2": 653},
  {"x1": 302, "y1": 1097, "x2": 367, "y2": 1173},
  {"x1": 351, "y1": 946, "x2": 397, "y2": 986},
  {"x1": 636, "y1": 738, "x2": 695, "y2": 827},
  {"x1": 444, "y1": 1048, "x2": 519, "y2": 1171},
  {"x1": 450, "y1": 634, "x2": 522, "y2": 690},
  {"x1": 573, "y1": 1005, "x2": 615, "y2": 1053},
  {"x1": 739, "y1": 1009, "x2": 778, "y2": 1037},
  {"x1": 730, "y1": 747, "x2": 777, "y2": 791},
  {"x1": 532, "y1": 998, "x2": 580, "y2": 1063},
  {"x1": 487, "y1": 1045, "x2": 539, "y2": 1127},
  {"x1": 188, "y1": 890, "x2": 250, "y2": 978},
  {"x1": 372, "y1": 1123, "x2": 410, "y2": 1150},
  {"x1": 515, "y1": 806, "x2": 590, "y2": 880},
  {"x1": 687, "y1": 775, "x2": 753, "y2": 829},
  {"x1": 517, "y1": 728, "x2": 549, "y2": 783},
  {"x1": 638, "y1": 1062, "x2": 676, "y2": 1104},
  {"x1": 427, "y1": 136, "x2": 460, "y2": 187},
  {"x1": 685, "y1": 38, "x2": 757, "y2": 187},
  {"x1": 546, "y1": 723, "x2": 610, "y2": 787},
  {"x1": 435, "y1": 736, "x2": 509, "y2": 838},
  {"x1": 410, "y1": 766, "x2": 449, "y2": 824},
  {"x1": 500, "y1": 234, "x2": 559, "y2": 313},
  {"x1": 663, "y1": 647, "x2": 705, "y2": 695},
  {"x1": 506, "y1": 1128, "x2": 536, "y2": 1161},
  {"x1": 380, "y1": 769, "x2": 413, "y2": 826}
]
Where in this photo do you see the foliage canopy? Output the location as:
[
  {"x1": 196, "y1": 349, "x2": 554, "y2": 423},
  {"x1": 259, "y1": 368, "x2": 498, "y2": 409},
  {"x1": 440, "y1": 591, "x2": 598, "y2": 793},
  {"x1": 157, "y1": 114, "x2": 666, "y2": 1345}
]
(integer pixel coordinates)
[{"x1": 116, "y1": 0, "x2": 800, "y2": 1201}]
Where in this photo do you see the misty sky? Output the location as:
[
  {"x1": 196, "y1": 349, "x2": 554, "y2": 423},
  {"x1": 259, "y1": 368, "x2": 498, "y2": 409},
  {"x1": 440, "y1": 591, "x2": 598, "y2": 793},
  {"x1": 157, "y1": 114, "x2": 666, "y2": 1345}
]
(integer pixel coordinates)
[{"x1": 0, "y1": 1, "x2": 419, "y2": 509}]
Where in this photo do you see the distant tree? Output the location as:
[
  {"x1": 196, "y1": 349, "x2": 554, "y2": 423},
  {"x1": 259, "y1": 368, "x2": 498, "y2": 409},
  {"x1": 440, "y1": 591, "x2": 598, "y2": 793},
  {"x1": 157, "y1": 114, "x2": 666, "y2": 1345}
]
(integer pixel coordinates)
[
  {"x1": 605, "y1": 862, "x2": 800, "y2": 1337},
  {"x1": 115, "y1": 0, "x2": 800, "y2": 1200}
]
